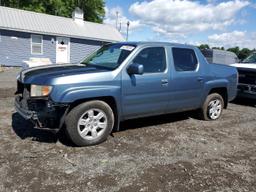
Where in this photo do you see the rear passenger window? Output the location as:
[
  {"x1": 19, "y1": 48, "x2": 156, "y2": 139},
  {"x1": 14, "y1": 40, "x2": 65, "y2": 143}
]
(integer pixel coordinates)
[
  {"x1": 133, "y1": 47, "x2": 166, "y2": 73},
  {"x1": 172, "y1": 48, "x2": 198, "y2": 71}
]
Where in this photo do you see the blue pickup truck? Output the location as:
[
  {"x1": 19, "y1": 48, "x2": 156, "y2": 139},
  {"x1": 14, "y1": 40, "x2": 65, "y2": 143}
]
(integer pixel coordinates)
[{"x1": 15, "y1": 42, "x2": 238, "y2": 146}]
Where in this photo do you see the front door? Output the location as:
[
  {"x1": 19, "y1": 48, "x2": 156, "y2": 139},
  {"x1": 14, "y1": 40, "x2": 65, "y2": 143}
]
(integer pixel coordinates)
[
  {"x1": 122, "y1": 46, "x2": 170, "y2": 119},
  {"x1": 56, "y1": 37, "x2": 70, "y2": 64}
]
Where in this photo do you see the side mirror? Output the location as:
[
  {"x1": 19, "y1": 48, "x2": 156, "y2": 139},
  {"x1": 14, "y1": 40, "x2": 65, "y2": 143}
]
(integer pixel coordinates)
[{"x1": 127, "y1": 63, "x2": 144, "y2": 75}]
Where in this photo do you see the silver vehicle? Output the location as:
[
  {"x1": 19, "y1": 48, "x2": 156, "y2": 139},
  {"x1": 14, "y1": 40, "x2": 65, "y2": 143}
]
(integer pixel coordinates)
[{"x1": 231, "y1": 52, "x2": 256, "y2": 99}]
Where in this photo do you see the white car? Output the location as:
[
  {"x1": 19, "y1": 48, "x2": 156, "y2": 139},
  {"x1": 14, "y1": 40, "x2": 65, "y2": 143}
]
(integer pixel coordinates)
[{"x1": 231, "y1": 52, "x2": 256, "y2": 99}]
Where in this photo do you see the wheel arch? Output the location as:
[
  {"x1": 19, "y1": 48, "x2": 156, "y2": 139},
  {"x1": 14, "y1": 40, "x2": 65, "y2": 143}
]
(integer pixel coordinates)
[
  {"x1": 67, "y1": 96, "x2": 120, "y2": 131},
  {"x1": 208, "y1": 87, "x2": 228, "y2": 109}
]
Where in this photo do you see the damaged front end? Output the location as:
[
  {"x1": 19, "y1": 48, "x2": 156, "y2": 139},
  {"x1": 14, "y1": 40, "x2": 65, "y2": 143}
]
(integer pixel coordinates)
[{"x1": 14, "y1": 80, "x2": 68, "y2": 131}]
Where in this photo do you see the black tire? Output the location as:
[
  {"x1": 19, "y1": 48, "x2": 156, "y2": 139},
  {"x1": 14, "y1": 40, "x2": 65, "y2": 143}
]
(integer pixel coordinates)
[
  {"x1": 199, "y1": 93, "x2": 224, "y2": 121},
  {"x1": 65, "y1": 100, "x2": 114, "y2": 146}
]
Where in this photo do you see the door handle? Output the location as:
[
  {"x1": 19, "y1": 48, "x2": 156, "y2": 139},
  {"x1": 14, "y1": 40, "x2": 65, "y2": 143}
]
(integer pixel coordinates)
[
  {"x1": 161, "y1": 79, "x2": 168, "y2": 85},
  {"x1": 197, "y1": 77, "x2": 204, "y2": 82}
]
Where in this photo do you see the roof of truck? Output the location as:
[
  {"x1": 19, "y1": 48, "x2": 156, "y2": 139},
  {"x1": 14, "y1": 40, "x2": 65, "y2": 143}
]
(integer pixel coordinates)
[{"x1": 114, "y1": 41, "x2": 196, "y2": 48}]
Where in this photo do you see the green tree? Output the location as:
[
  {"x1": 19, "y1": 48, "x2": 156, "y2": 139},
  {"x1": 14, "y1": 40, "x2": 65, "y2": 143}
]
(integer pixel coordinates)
[
  {"x1": 71, "y1": 0, "x2": 105, "y2": 23},
  {"x1": 198, "y1": 44, "x2": 210, "y2": 50},
  {"x1": 0, "y1": 0, "x2": 105, "y2": 23},
  {"x1": 227, "y1": 47, "x2": 240, "y2": 57},
  {"x1": 212, "y1": 47, "x2": 225, "y2": 50},
  {"x1": 238, "y1": 48, "x2": 252, "y2": 61}
]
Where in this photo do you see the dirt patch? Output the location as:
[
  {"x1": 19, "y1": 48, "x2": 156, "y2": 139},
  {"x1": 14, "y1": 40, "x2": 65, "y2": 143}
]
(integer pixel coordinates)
[
  {"x1": 0, "y1": 88, "x2": 16, "y2": 98},
  {"x1": 0, "y1": 92, "x2": 255, "y2": 191}
]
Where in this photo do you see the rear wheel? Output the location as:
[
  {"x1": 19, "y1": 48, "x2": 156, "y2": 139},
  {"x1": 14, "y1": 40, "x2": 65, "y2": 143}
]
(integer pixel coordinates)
[
  {"x1": 65, "y1": 100, "x2": 114, "y2": 146},
  {"x1": 199, "y1": 93, "x2": 224, "y2": 121}
]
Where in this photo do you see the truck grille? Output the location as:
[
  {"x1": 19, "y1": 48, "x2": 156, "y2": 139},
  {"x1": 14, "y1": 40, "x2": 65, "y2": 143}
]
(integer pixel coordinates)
[{"x1": 237, "y1": 69, "x2": 256, "y2": 85}]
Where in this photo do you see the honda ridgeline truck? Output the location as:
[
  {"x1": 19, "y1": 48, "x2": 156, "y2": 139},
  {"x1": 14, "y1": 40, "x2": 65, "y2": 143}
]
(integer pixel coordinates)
[{"x1": 15, "y1": 42, "x2": 238, "y2": 146}]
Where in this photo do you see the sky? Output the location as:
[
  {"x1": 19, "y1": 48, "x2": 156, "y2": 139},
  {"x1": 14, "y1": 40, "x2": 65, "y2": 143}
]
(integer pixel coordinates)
[{"x1": 104, "y1": 0, "x2": 256, "y2": 49}]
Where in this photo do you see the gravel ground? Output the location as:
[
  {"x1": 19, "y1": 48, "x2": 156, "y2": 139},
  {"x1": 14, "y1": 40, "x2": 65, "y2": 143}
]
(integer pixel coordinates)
[
  {"x1": 0, "y1": 67, "x2": 21, "y2": 98},
  {"x1": 0, "y1": 69, "x2": 256, "y2": 192}
]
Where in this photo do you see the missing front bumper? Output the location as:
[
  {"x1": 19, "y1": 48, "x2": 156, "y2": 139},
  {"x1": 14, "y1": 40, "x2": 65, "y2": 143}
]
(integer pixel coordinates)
[
  {"x1": 14, "y1": 96, "x2": 68, "y2": 130},
  {"x1": 15, "y1": 96, "x2": 38, "y2": 120}
]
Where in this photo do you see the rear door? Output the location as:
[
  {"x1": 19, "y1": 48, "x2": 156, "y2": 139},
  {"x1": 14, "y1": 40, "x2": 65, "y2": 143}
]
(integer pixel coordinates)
[
  {"x1": 167, "y1": 47, "x2": 204, "y2": 112},
  {"x1": 121, "y1": 46, "x2": 170, "y2": 119}
]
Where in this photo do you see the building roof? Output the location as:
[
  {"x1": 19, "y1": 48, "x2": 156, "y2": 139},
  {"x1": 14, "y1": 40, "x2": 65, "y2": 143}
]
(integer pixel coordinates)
[{"x1": 0, "y1": 6, "x2": 124, "y2": 42}]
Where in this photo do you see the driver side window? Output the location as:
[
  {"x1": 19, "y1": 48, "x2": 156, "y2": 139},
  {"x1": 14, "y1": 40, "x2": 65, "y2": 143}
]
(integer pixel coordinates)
[{"x1": 132, "y1": 47, "x2": 166, "y2": 73}]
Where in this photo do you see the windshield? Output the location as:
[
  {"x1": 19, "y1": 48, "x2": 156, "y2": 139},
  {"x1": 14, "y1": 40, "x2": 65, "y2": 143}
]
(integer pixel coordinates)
[
  {"x1": 242, "y1": 53, "x2": 256, "y2": 63},
  {"x1": 81, "y1": 44, "x2": 136, "y2": 70}
]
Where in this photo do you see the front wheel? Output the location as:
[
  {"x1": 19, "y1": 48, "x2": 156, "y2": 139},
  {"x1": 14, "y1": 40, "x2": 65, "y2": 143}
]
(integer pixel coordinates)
[
  {"x1": 199, "y1": 93, "x2": 224, "y2": 121},
  {"x1": 65, "y1": 100, "x2": 114, "y2": 146}
]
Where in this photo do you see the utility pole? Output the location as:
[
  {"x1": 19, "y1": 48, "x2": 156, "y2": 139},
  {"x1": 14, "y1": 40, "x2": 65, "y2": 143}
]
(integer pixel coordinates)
[
  {"x1": 116, "y1": 11, "x2": 119, "y2": 30},
  {"x1": 126, "y1": 21, "x2": 130, "y2": 41},
  {"x1": 119, "y1": 22, "x2": 121, "y2": 32}
]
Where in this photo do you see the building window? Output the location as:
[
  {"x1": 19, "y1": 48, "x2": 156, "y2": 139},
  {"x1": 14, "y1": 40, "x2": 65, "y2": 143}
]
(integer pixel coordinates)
[{"x1": 31, "y1": 35, "x2": 43, "y2": 54}]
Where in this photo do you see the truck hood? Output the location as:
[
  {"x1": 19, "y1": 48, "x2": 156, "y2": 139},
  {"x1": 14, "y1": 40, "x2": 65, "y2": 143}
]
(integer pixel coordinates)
[
  {"x1": 231, "y1": 63, "x2": 256, "y2": 69},
  {"x1": 19, "y1": 64, "x2": 109, "y2": 84}
]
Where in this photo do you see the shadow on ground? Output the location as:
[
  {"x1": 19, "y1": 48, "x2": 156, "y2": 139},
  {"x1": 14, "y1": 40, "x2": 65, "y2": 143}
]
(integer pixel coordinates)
[
  {"x1": 12, "y1": 113, "x2": 58, "y2": 143},
  {"x1": 12, "y1": 110, "x2": 196, "y2": 145},
  {"x1": 12, "y1": 113, "x2": 76, "y2": 146},
  {"x1": 232, "y1": 97, "x2": 256, "y2": 107},
  {"x1": 118, "y1": 110, "x2": 195, "y2": 132}
]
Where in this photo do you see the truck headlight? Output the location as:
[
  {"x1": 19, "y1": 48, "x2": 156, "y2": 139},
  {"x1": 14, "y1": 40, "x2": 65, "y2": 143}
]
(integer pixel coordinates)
[{"x1": 30, "y1": 85, "x2": 52, "y2": 97}]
